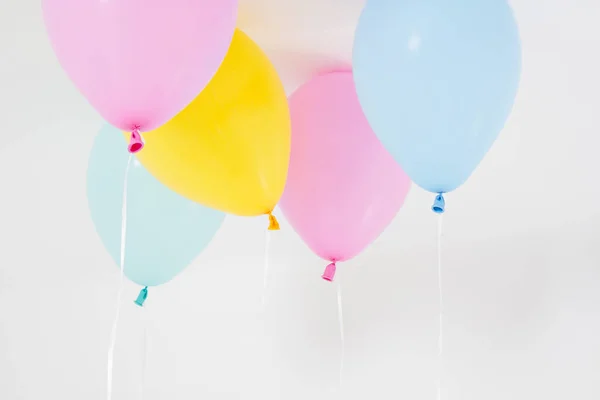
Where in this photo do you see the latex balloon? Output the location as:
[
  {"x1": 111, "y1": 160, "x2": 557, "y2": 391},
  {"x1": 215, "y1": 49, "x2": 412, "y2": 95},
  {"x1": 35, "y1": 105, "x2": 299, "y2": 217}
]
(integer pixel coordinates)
[
  {"x1": 280, "y1": 71, "x2": 411, "y2": 281},
  {"x1": 87, "y1": 125, "x2": 225, "y2": 288},
  {"x1": 132, "y1": 29, "x2": 291, "y2": 224},
  {"x1": 43, "y1": 0, "x2": 237, "y2": 145},
  {"x1": 353, "y1": 0, "x2": 521, "y2": 200}
]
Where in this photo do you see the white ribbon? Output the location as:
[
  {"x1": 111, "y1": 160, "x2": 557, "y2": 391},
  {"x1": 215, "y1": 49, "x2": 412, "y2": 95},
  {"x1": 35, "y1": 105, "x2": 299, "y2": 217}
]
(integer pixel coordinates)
[
  {"x1": 436, "y1": 214, "x2": 444, "y2": 400},
  {"x1": 107, "y1": 154, "x2": 132, "y2": 400},
  {"x1": 140, "y1": 305, "x2": 148, "y2": 400},
  {"x1": 262, "y1": 230, "x2": 272, "y2": 308},
  {"x1": 337, "y1": 273, "x2": 345, "y2": 391}
]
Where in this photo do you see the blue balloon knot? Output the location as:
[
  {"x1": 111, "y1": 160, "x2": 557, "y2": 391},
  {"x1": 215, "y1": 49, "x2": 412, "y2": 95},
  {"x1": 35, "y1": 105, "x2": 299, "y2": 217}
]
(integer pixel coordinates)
[
  {"x1": 432, "y1": 193, "x2": 445, "y2": 214},
  {"x1": 134, "y1": 286, "x2": 148, "y2": 307}
]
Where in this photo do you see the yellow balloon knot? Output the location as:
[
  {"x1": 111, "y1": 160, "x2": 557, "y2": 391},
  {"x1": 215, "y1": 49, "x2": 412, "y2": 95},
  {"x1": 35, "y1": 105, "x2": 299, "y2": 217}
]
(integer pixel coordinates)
[{"x1": 268, "y1": 212, "x2": 280, "y2": 231}]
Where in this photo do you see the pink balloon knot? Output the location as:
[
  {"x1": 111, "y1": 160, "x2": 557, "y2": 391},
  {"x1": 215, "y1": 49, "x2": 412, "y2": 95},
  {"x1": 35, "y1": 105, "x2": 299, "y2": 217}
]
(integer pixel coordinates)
[
  {"x1": 322, "y1": 262, "x2": 337, "y2": 282},
  {"x1": 128, "y1": 129, "x2": 144, "y2": 153}
]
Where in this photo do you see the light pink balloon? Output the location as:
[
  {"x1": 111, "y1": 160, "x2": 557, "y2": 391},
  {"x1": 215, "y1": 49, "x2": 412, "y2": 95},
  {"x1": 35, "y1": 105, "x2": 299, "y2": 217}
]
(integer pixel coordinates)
[
  {"x1": 42, "y1": 0, "x2": 237, "y2": 133},
  {"x1": 280, "y1": 71, "x2": 411, "y2": 281}
]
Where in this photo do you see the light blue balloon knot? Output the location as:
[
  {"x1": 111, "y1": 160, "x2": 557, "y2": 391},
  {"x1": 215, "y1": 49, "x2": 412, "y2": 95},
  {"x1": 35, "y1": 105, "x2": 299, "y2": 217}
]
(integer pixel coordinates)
[
  {"x1": 432, "y1": 193, "x2": 445, "y2": 214},
  {"x1": 134, "y1": 286, "x2": 148, "y2": 307}
]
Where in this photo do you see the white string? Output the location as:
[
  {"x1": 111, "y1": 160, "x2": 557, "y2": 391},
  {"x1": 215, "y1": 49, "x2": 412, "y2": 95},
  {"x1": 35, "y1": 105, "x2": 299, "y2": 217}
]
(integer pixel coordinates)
[
  {"x1": 107, "y1": 154, "x2": 133, "y2": 400},
  {"x1": 261, "y1": 230, "x2": 271, "y2": 308},
  {"x1": 336, "y1": 275, "x2": 345, "y2": 390},
  {"x1": 140, "y1": 305, "x2": 148, "y2": 400},
  {"x1": 436, "y1": 214, "x2": 444, "y2": 400}
]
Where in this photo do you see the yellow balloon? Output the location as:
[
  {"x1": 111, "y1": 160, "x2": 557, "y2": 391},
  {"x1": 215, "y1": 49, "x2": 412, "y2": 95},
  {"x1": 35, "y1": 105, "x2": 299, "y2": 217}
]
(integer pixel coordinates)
[{"x1": 129, "y1": 29, "x2": 291, "y2": 225}]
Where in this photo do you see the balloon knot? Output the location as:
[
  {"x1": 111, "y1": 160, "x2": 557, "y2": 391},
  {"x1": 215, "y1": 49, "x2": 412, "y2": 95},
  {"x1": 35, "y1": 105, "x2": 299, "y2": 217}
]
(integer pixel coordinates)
[
  {"x1": 134, "y1": 286, "x2": 148, "y2": 307},
  {"x1": 268, "y1": 212, "x2": 280, "y2": 231},
  {"x1": 322, "y1": 262, "x2": 337, "y2": 282},
  {"x1": 128, "y1": 128, "x2": 144, "y2": 153},
  {"x1": 432, "y1": 193, "x2": 445, "y2": 214}
]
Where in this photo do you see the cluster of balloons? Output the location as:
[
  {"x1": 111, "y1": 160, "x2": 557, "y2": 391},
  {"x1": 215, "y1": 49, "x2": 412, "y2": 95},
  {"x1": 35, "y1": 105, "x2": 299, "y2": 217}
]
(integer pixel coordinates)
[{"x1": 44, "y1": 0, "x2": 521, "y2": 294}]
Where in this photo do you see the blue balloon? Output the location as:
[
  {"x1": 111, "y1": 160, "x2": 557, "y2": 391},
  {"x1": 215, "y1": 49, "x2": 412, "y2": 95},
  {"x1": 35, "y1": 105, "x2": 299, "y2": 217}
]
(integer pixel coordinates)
[
  {"x1": 353, "y1": 0, "x2": 521, "y2": 194},
  {"x1": 87, "y1": 125, "x2": 225, "y2": 287}
]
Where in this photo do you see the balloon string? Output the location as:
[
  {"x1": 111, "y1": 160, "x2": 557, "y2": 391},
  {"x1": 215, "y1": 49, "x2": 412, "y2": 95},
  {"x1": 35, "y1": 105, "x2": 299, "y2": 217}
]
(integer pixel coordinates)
[
  {"x1": 140, "y1": 306, "x2": 148, "y2": 400},
  {"x1": 261, "y1": 230, "x2": 271, "y2": 309},
  {"x1": 107, "y1": 154, "x2": 132, "y2": 400},
  {"x1": 437, "y1": 214, "x2": 444, "y2": 400},
  {"x1": 337, "y1": 275, "x2": 345, "y2": 391}
]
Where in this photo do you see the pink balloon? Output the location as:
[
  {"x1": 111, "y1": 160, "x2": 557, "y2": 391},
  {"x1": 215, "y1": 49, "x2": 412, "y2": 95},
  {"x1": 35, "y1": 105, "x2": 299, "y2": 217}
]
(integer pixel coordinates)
[
  {"x1": 280, "y1": 71, "x2": 411, "y2": 281},
  {"x1": 42, "y1": 0, "x2": 237, "y2": 134}
]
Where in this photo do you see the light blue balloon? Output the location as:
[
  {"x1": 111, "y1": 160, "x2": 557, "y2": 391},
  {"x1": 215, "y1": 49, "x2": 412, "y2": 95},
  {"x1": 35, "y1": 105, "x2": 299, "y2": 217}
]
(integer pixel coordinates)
[
  {"x1": 353, "y1": 0, "x2": 521, "y2": 194},
  {"x1": 87, "y1": 125, "x2": 225, "y2": 288}
]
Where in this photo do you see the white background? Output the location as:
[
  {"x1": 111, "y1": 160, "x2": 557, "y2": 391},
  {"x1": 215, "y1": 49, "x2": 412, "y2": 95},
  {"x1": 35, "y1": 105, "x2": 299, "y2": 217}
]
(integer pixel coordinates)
[{"x1": 0, "y1": 0, "x2": 599, "y2": 398}]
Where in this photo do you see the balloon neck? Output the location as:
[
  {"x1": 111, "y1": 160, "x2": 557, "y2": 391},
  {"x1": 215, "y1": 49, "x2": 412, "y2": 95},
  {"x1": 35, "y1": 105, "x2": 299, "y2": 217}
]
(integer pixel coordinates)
[
  {"x1": 322, "y1": 262, "x2": 337, "y2": 282},
  {"x1": 128, "y1": 129, "x2": 144, "y2": 153},
  {"x1": 134, "y1": 286, "x2": 148, "y2": 307},
  {"x1": 432, "y1": 193, "x2": 446, "y2": 214},
  {"x1": 268, "y1": 212, "x2": 280, "y2": 231}
]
